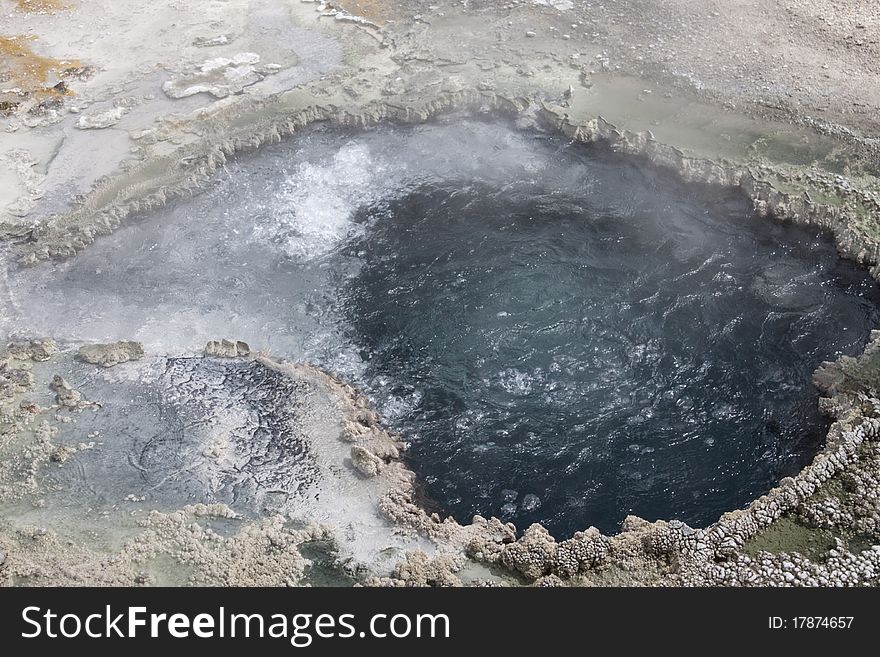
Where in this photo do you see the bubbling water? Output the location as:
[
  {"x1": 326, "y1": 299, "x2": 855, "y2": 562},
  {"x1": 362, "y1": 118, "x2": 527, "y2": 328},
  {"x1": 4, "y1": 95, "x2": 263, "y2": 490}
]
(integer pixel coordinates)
[
  {"x1": 342, "y1": 173, "x2": 880, "y2": 534},
  {"x1": 3, "y1": 119, "x2": 879, "y2": 536}
]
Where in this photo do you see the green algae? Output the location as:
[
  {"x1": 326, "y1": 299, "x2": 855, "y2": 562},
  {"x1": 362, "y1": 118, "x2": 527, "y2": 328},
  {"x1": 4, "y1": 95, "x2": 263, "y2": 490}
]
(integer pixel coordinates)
[{"x1": 743, "y1": 516, "x2": 838, "y2": 561}]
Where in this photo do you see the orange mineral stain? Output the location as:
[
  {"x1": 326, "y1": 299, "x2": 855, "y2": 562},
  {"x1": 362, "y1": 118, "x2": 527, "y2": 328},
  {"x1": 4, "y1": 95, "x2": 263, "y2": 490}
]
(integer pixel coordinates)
[
  {"x1": 0, "y1": 35, "x2": 82, "y2": 113},
  {"x1": 15, "y1": 0, "x2": 70, "y2": 13},
  {"x1": 332, "y1": 0, "x2": 390, "y2": 25}
]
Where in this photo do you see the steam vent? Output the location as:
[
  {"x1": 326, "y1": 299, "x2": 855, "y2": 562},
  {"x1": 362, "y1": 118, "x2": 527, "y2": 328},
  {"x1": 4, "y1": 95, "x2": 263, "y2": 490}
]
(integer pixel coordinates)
[{"x1": 3, "y1": 0, "x2": 880, "y2": 591}]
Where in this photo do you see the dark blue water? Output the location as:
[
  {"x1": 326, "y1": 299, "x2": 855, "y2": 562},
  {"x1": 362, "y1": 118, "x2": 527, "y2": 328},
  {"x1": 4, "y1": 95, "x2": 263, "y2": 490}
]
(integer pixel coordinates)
[
  {"x1": 342, "y1": 147, "x2": 880, "y2": 536},
  {"x1": 8, "y1": 120, "x2": 879, "y2": 538}
]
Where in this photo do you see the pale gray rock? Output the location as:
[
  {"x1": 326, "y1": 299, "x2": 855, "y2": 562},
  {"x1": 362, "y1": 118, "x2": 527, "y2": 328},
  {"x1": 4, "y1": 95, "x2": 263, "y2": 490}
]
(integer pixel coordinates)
[{"x1": 78, "y1": 341, "x2": 144, "y2": 367}]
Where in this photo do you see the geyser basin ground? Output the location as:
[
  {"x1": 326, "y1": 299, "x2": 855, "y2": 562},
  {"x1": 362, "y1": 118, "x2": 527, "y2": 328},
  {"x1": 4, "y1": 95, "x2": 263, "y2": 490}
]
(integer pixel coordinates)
[{"x1": 3, "y1": 120, "x2": 879, "y2": 537}]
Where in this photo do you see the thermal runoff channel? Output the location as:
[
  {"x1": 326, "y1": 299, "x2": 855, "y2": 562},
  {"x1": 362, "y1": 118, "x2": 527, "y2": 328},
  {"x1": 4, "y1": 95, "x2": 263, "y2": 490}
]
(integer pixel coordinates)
[{"x1": 5, "y1": 120, "x2": 879, "y2": 537}]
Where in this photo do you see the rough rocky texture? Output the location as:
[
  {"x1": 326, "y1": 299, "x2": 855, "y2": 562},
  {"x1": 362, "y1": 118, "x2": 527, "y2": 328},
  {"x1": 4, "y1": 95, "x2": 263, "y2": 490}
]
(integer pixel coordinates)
[
  {"x1": 0, "y1": 344, "x2": 442, "y2": 586},
  {"x1": 0, "y1": 503, "x2": 332, "y2": 587},
  {"x1": 162, "y1": 53, "x2": 275, "y2": 100},
  {"x1": 464, "y1": 515, "x2": 517, "y2": 565},
  {"x1": 501, "y1": 523, "x2": 558, "y2": 581},
  {"x1": 7, "y1": 339, "x2": 56, "y2": 363},
  {"x1": 814, "y1": 330, "x2": 880, "y2": 397},
  {"x1": 351, "y1": 444, "x2": 383, "y2": 477},
  {"x1": 0, "y1": 342, "x2": 60, "y2": 502},
  {"x1": 123, "y1": 509, "x2": 325, "y2": 587},
  {"x1": 204, "y1": 339, "x2": 251, "y2": 358},
  {"x1": 553, "y1": 527, "x2": 610, "y2": 577},
  {"x1": 75, "y1": 107, "x2": 126, "y2": 130},
  {"x1": 49, "y1": 374, "x2": 98, "y2": 410},
  {"x1": 0, "y1": 361, "x2": 34, "y2": 400},
  {"x1": 77, "y1": 340, "x2": 144, "y2": 367},
  {"x1": 367, "y1": 550, "x2": 464, "y2": 587}
]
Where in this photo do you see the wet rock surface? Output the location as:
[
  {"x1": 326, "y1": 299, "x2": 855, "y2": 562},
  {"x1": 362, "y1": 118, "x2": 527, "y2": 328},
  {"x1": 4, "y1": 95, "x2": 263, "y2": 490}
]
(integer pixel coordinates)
[{"x1": 77, "y1": 341, "x2": 144, "y2": 367}]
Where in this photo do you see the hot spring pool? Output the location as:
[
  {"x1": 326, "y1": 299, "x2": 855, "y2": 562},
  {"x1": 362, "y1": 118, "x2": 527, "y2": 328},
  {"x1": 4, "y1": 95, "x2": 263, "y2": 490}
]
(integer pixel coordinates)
[{"x1": 4, "y1": 119, "x2": 879, "y2": 536}]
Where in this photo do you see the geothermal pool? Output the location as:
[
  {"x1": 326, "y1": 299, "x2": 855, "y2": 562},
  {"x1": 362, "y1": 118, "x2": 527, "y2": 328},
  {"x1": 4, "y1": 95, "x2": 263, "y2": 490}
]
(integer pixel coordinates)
[{"x1": 3, "y1": 120, "x2": 879, "y2": 536}]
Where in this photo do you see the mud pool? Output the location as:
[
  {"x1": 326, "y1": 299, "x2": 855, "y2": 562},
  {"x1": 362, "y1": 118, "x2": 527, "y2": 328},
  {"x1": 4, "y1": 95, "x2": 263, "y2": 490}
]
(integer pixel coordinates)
[{"x1": 3, "y1": 120, "x2": 879, "y2": 537}]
